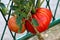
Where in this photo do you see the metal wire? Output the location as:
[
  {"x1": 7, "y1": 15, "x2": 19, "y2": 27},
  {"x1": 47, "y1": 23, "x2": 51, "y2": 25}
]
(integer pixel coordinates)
[
  {"x1": 53, "y1": 0, "x2": 59, "y2": 21},
  {"x1": 46, "y1": 0, "x2": 51, "y2": 10},
  {"x1": 0, "y1": 1, "x2": 16, "y2": 40},
  {"x1": 0, "y1": 0, "x2": 60, "y2": 40}
]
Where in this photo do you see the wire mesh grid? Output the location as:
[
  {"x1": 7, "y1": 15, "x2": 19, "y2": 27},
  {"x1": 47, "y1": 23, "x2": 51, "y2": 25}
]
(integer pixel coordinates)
[{"x1": 0, "y1": 0, "x2": 60, "y2": 40}]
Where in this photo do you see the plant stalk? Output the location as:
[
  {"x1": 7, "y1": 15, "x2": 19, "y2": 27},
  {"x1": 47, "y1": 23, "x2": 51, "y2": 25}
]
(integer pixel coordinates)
[
  {"x1": 27, "y1": 4, "x2": 33, "y2": 20},
  {"x1": 36, "y1": 0, "x2": 41, "y2": 8},
  {"x1": 36, "y1": 0, "x2": 44, "y2": 8},
  {"x1": 32, "y1": 25, "x2": 44, "y2": 40}
]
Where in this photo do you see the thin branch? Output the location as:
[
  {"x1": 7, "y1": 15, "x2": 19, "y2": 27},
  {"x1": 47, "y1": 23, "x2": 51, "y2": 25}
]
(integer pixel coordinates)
[
  {"x1": 32, "y1": 25, "x2": 44, "y2": 40},
  {"x1": 27, "y1": 4, "x2": 33, "y2": 20}
]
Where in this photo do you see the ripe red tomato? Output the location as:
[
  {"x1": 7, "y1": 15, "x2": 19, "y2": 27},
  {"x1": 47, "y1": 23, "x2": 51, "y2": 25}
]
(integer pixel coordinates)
[
  {"x1": 8, "y1": 16, "x2": 26, "y2": 33},
  {"x1": 25, "y1": 8, "x2": 52, "y2": 34}
]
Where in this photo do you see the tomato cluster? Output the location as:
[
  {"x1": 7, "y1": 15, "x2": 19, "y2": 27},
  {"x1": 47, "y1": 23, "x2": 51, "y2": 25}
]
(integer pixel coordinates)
[{"x1": 8, "y1": 8, "x2": 52, "y2": 34}]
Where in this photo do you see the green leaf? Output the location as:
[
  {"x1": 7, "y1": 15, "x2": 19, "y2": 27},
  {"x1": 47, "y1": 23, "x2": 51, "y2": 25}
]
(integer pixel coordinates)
[
  {"x1": 31, "y1": 0, "x2": 35, "y2": 6},
  {"x1": 13, "y1": 10, "x2": 27, "y2": 18},
  {"x1": 0, "y1": 3, "x2": 7, "y2": 15},
  {"x1": 20, "y1": 12, "x2": 27, "y2": 18},
  {"x1": 12, "y1": 0, "x2": 20, "y2": 5},
  {"x1": 16, "y1": 15, "x2": 23, "y2": 26},
  {"x1": 18, "y1": 24, "x2": 22, "y2": 33},
  {"x1": 2, "y1": 8, "x2": 7, "y2": 15},
  {"x1": 16, "y1": 15, "x2": 23, "y2": 33},
  {"x1": 11, "y1": 6, "x2": 19, "y2": 10},
  {"x1": 12, "y1": 0, "x2": 33, "y2": 13},
  {"x1": 12, "y1": 0, "x2": 29, "y2": 6},
  {"x1": 59, "y1": 0, "x2": 60, "y2": 1},
  {"x1": 32, "y1": 18, "x2": 39, "y2": 27},
  {"x1": 0, "y1": 3, "x2": 5, "y2": 8},
  {"x1": 13, "y1": 10, "x2": 21, "y2": 16}
]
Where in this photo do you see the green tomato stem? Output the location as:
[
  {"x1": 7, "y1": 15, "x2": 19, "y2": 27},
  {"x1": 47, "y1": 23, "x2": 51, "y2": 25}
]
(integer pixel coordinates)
[
  {"x1": 36, "y1": 0, "x2": 41, "y2": 8},
  {"x1": 36, "y1": 0, "x2": 44, "y2": 8},
  {"x1": 31, "y1": 7, "x2": 36, "y2": 14},
  {"x1": 31, "y1": 0, "x2": 35, "y2": 6}
]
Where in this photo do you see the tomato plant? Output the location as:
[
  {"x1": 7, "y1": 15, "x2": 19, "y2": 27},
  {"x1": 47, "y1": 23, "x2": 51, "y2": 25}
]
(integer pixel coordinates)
[
  {"x1": 8, "y1": 16, "x2": 26, "y2": 33},
  {"x1": 25, "y1": 8, "x2": 52, "y2": 34}
]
